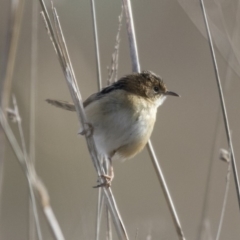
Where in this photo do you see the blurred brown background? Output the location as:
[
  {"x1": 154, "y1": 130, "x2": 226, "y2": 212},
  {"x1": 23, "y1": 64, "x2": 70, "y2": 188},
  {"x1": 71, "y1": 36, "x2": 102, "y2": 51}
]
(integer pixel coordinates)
[{"x1": 1, "y1": 0, "x2": 240, "y2": 239}]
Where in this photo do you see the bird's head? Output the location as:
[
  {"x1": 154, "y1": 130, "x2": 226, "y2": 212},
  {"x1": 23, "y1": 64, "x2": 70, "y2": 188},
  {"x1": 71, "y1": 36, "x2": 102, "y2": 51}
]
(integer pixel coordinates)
[{"x1": 115, "y1": 70, "x2": 179, "y2": 107}]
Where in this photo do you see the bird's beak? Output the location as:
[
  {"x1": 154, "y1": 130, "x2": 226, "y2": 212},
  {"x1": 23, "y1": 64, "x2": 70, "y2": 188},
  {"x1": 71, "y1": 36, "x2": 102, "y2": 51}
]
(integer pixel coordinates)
[{"x1": 165, "y1": 91, "x2": 180, "y2": 97}]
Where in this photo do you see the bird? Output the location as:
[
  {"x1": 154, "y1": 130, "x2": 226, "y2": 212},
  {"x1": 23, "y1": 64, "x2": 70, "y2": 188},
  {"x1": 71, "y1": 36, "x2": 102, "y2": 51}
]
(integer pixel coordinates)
[{"x1": 46, "y1": 70, "x2": 179, "y2": 187}]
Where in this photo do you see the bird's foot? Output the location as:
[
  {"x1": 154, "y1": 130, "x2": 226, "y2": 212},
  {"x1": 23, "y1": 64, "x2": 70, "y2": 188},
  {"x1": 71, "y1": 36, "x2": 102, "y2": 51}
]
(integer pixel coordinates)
[
  {"x1": 78, "y1": 123, "x2": 93, "y2": 137},
  {"x1": 93, "y1": 174, "x2": 113, "y2": 188}
]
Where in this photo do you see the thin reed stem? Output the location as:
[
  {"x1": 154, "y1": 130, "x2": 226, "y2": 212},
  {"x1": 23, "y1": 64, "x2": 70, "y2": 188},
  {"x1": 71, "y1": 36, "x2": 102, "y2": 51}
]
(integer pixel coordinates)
[
  {"x1": 1, "y1": 0, "x2": 25, "y2": 110},
  {"x1": 197, "y1": 7, "x2": 237, "y2": 234},
  {"x1": 216, "y1": 150, "x2": 231, "y2": 240},
  {"x1": 197, "y1": 107, "x2": 222, "y2": 240},
  {"x1": 29, "y1": 0, "x2": 38, "y2": 238},
  {"x1": 200, "y1": 0, "x2": 240, "y2": 211},
  {"x1": 96, "y1": 188, "x2": 103, "y2": 240},
  {"x1": 121, "y1": 0, "x2": 140, "y2": 72},
  {"x1": 89, "y1": 1, "x2": 104, "y2": 238},
  {"x1": 104, "y1": 7, "x2": 124, "y2": 238},
  {"x1": 106, "y1": 203, "x2": 112, "y2": 240},
  {"x1": 90, "y1": 0, "x2": 102, "y2": 90},
  {"x1": 197, "y1": 54, "x2": 234, "y2": 240},
  {"x1": 147, "y1": 140, "x2": 186, "y2": 240},
  {"x1": 38, "y1": 1, "x2": 129, "y2": 239},
  {"x1": 0, "y1": 109, "x2": 65, "y2": 240},
  {"x1": 11, "y1": 96, "x2": 42, "y2": 240},
  {"x1": 121, "y1": 0, "x2": 186, "y2": 239},
  {"x1": 107, "y1": 6, "x2": 123, "y2": 85},
  {"x1": 0, "y1": 0, "x2": 25, "y2": 216}
]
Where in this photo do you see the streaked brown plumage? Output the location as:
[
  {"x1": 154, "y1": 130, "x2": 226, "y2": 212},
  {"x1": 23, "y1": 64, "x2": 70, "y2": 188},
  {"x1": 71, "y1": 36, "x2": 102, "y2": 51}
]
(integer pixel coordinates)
[{"x1": 47, "y1": 70, "x2": 179, "y2": 186}]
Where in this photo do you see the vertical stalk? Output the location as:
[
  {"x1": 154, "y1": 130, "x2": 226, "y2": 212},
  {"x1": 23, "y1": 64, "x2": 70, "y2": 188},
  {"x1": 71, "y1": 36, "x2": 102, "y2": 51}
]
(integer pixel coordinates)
[
  {"x1": 200, "y1": 0, "x2": 240, "y2": 210},
  {"x1": 1, "y1": 0, "x2": 25, "y2": 110},
  {"x1": 89, "y1": 1, "x2": 105, "y2": 239},
  {"x1": 121, "y1": 0, "x2": 186, "y2": 239},
  {"x1": 29, "y1": 1, "x2": 39, "y2": 239},
  {"x1": 39, "y1": 2, "x2": 129, "y2": 239},
  {"x1": 13, "y1": 97, "x2": 42, "y2": 240},
  {"x1": 216, "y1": 160, "x2": 231, "y2": 240},
  {"x1": 0, "y1": 0, "x2": 25, "y2": 227},
  {"x1": 121, "y1": 0, "x2": 140, "y2": 72},
  {"x1": 90, "y1": 0, "x2": 102, "y2": 90}
]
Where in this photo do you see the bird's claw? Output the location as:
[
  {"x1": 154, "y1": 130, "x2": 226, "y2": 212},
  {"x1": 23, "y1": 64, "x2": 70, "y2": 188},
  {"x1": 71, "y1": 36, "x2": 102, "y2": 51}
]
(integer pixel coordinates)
[
  {"x1": 78, "y1": 123, "x2": 93, "y2": 137},
  {"x1": 93, "y1": 174, "x2": 113, "y2": 188}
]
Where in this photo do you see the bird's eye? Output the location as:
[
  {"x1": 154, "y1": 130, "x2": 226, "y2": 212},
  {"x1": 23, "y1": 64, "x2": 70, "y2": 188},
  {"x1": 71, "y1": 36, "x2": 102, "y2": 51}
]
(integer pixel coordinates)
[{"x1": 153, "y1": 86, "x2": 159, "y2": 93}]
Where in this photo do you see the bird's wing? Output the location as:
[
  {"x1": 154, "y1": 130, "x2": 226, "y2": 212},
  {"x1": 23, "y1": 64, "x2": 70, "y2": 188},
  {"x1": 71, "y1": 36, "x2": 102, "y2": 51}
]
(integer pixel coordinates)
[
  {"x1": 46, "y1": 93, "x2": 100, "y2": 112},
  {"x1": 83, "y1": 92, "x2": 99, "y2": 108}
]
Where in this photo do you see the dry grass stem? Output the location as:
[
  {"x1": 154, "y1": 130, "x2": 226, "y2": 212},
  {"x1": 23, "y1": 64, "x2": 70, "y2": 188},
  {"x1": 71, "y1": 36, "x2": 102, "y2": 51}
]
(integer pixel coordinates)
[
  {"x1": 1, "y1": 0, "x2": 25, "y2": 110},
  {"x1": 102, "y1": 7, "x2": 123, "y2": 239},
  {"x1": 89, "y1": 1, "x2": 104, "y2": 238},
  {"x1": 121, "y1": 0, "x2": 140, "y2": 72},
  {"x1": 0, "y1": 0, "x2": 25, "y2": 217},
  {"x1": 203, "y1": 219, "x2": 213, "y2": 240},
  {"x1": 200, "y1": 0, "x2": 240, "y2": 210},
  {"x1": 197, "y1": 42, "x2": 235, "y2": 240},
  {"x1": 29, "y1": 1, "x2": 39, "y2": 239},
  {"x1": 215, "y1": 149, "x2": 231, "y2": 240},
  {"x1": 121, "y1": 0, "x2": 186, "y2": 239},
  {"x1": 43, "y1": 206, "x2": 64, "y2": 240},
  {"x1": 38, "y1": 1, "x2": 128, "y2": 239},
  {"x1": 197, "y1": 107, "x2": 223, "y2": 240},
  {"x1": 198, "y1": 2, "x2": 238, "y2": 236},
  {"x1": 0, "y1": 108, "x2": 64, "y2": 240},
  {"x1": 104, "y1": 159, "x2": 112, "y2": 240},
  {"x1": 147, "y1": 141, "x2": 186, "y2": 240},
  {"x1": 96, "y1": 187, "x2": 104, "y2": 240},
  {"x1": 10, "y1": 96, "x2": 42, "y2": 240},
  {"x1": 106, "y1": 204, "x2": 113, "y2": 240},
  {"x1": 95, "y1": 156, "x2": 104, "y2": 240},
  {"x1": 30, "y1": 0, "x2": 38, "y2": 165},
  {"x1": 107, "y1": 6, "x2": 123, "y2": 86},
  {"x1": 90, "y1": 0, "x2": 102, "y2": 90}
]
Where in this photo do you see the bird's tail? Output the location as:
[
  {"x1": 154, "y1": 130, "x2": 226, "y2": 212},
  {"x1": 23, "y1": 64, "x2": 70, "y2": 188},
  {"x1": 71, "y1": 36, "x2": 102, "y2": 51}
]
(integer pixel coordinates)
[{"x1": 46, "y1": 99, "x2": 76, "y2": 112}]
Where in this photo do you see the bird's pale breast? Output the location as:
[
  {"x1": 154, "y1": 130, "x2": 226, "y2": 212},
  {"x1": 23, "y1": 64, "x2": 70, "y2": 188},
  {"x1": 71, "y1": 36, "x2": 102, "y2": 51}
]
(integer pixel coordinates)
[{"x1": 85, "y1": 90, "x2": 157, "y2": 161}]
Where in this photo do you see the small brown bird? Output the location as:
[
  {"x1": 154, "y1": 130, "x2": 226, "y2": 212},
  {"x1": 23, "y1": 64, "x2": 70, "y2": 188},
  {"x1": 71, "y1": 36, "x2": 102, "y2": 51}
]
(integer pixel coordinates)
[{"x1": 47, "y1": 70, "x2": 179, "y2": 186}]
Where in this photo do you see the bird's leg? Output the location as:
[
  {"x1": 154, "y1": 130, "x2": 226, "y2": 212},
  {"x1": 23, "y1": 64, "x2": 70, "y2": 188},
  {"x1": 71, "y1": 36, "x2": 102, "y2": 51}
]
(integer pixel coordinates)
[
  {"x1": 93, "y1": 157, "x2": 114, "y2": 188},
  {"x1": 78, "y1": 122, "x2": 93, "y2": 137},
  {"x1": 103, "y1": 157, "x2": 114, "y2": 182}
]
